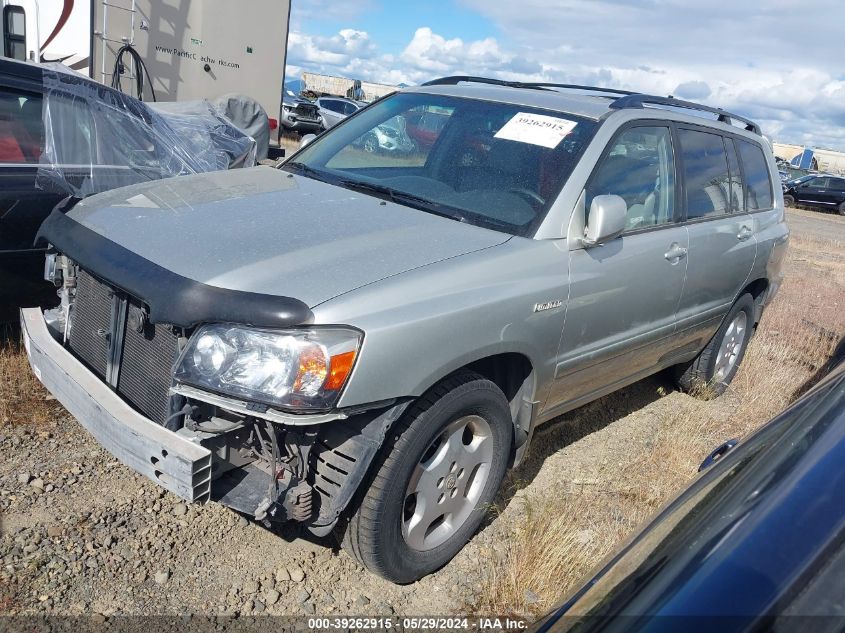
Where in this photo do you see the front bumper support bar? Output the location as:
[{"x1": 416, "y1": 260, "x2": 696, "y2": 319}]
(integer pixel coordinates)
[{"x1": 20, "y1": 308, "x2": 212, "y2": 502}]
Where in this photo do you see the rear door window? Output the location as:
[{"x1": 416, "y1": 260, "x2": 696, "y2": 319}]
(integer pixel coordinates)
[
  {"x1": 804, "y1": 177, "x2": 829, "y2": 189},
  {"x1": 736, "y1": 139, "x2": 774, "y2": 211},
  {"x1": 0, "y1": 87, "x2": 42, "y2": 163},
  {"x1": 829, "y1": 177, "x2": 845, "y2": 191},
  {"x1": 678, "y1": 128, "x2": 730, "y2": 219}
]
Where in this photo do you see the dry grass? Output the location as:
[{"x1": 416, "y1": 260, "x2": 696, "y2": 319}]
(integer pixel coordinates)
[
  {"x1": 478, "y1": 229, "x2": 845, "y2": 616},
  {"x1": 0, "y1": 337, "x2": 57, "y2": 427},
  {"x1": 278, "y1": 133, "x2": 302, "y2": 156}
]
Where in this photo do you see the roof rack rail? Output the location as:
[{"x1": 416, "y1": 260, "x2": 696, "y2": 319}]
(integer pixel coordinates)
[
  {"x1": 422, "y1": 75, "x2": 545, "y2": 89},
  {"x1": 422, "y1": 75, "x2": 636, "y2": 97},
  {"x1": 421, "y1": 76, "x2": 761, "y2": 135},
  {"x1": 520, "y1": 82, "x2": 636, "y2": 96},
  {"x1": 609, "y1": 94, "x2": 761, "y2": 135}
]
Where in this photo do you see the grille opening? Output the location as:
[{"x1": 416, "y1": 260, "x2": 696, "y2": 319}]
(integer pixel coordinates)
[{"x1": 66, "y1": 270, "x2": 180, "y2": 426}]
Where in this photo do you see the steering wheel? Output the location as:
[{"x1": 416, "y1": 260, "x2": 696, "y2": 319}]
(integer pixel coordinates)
[{"x1": 508, "y1": 188, "x2": 545, "y2": 207}]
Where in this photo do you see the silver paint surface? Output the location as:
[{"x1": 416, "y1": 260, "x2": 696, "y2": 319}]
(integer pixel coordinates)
[
  {"x1": 58, "y1": 88, "x2": 788, "y2": 433},
  {"x1": 67, "y1": 166, "x2": 511, "y2": 307}
]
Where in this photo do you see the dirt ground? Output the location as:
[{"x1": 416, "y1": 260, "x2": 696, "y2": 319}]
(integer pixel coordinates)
[
  {"x1": 783, "y1": 205, "x2": 845, "y2": 241},
  {"x1": 0, "y1": 207, "x2": 843, "y2": 617}
]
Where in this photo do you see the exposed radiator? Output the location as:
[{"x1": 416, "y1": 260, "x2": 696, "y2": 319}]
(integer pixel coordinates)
[
  {"x1": 118, "y1": 299, "x2": 180, "y2": 426},
  {"x1": 67, "y1": 270, "x2": 180, "y2": 425},
  {"x1": 67, "y1": 270, "x2": 112, "y2": 379}
]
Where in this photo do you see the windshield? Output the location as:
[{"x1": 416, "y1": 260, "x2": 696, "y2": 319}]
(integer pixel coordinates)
[{"x1": 285, "y1": 92, "x2": 598, "y2": 236}]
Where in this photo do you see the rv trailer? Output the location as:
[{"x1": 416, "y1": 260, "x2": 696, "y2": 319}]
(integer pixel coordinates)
[{"x1": 2, "y1": 1, "x2": 291, "y2": 134}]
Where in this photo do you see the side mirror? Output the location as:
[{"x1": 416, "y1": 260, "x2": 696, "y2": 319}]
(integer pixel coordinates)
[
  {"x1": 299, "y1": 134, "x2": 317, "y2": 149},
  {"x1": 583, "y1": 195, "x2": 627, "y2": 247}
]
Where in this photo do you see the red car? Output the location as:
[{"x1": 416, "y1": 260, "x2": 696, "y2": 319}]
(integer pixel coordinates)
[{"x1": 404, "y1": 109, "x2": 450, "y2": 150}]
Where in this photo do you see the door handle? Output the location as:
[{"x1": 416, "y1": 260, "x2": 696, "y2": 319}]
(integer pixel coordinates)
[
  {"x1": 737, "y1": 226, "x2": 753, "y2": 241},
  {"x1": 664, "y1": 243, "x2": 688, "y2": 263}
]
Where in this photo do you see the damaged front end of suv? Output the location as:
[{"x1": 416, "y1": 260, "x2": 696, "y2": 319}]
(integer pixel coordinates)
[
  {"x1": 24, "y1": 202, "x2": 420, "y2": 539},
  {"x1": 22, "y1": 85, "x2": 623, "y2": 583}
]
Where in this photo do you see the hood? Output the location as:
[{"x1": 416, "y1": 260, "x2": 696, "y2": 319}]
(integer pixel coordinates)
[
  {"x1": 283, "y1": 96, "x2": 317, "y2": 108},
  {"x1": 65, "y1": 166, "x2": 510, "y2": 307}
]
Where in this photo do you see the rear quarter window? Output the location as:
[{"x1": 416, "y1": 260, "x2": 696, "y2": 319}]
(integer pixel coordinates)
[
  {"x1": 737, "y1": 139, "x2": 774, "y2": 211},
  {"x1": 0, "y1": 88, "x2": 42, "y2": 163}
]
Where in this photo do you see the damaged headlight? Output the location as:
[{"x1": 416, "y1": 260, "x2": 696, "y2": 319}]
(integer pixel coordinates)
[{"x1": 174, "y1": 325, "x2": 362, "y2": 411}]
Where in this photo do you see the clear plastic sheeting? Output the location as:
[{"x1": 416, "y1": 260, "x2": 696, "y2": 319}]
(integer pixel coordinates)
[
  {"x1": 37, "y1": 65, "x2": 257, "y2": 198},
  {"x1": 147, "y1": 99, "x2": 260, "y2": 168}
]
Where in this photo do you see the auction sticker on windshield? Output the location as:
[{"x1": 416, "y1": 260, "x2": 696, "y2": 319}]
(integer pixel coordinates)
[{"x1": 494, "y1": 112, "x2": 578, "y2": 148}]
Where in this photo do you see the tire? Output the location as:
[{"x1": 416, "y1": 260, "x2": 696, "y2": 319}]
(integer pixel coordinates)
[
  {"x1": 783, "y1": 194, "x2": 795, "y2": 208},
  {"x1": 340, "y1": 370, "x2": 512, "y2": 583},
  {"x1": 838, "y1": 201, "x2": 845, "y2": 216},
  {"x1": 675, "y1": 293, "x2": 755, "y2": 399}
]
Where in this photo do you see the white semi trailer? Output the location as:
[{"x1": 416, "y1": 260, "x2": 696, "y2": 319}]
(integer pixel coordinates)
[{"x1": 2, "y1": 0, "x2": 291, "y2": 133}]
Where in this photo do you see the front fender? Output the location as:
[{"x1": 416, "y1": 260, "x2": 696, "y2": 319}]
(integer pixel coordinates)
[{"x1": 313, "y1": 238, "x2": 570, "y2": 411}]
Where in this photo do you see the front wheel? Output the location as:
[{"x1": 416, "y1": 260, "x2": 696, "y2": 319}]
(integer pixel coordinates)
[
  {"x1": 675, "y1": 293, "x2": 755, "y2": 398},
  {"x1": 340, "y1": 370, "x2": 512, "y2": 583},
  {"x1": 783, "y1": 194, "x2": 795, "y2": 208},
  {"x1": 838, "y1": 201, "x2": 845, "y2": 216}
]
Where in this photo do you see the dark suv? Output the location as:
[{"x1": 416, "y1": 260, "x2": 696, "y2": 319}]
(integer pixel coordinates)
[
  {"x1": 783, "y1": 174, "x2": 845, "y2": 215},
  {"x1": 0, "y1": 57, "x2": 254, "y2": 321}
]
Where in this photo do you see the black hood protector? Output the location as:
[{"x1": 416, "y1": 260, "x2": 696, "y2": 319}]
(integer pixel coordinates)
[{"x1": 37, "y1": 205, "x2": 313, "y2": 329}]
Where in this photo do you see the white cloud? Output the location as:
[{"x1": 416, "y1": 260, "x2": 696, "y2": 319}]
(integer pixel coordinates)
[
  {"x1": 458, "y1": 0, "x2": 845, "y2": 149},
  {"x1": 400, "y1": 27, "x2": 540, "y2": 76},
  {"x1": 675, "y1": 81, "x2": 711, "y2": 100},
  {"x1": 287, "y1": 29, "x2": 377, "y2": 68},
  {"x1": 286, "y1": 2, "x2": 845, "y2": 149}
]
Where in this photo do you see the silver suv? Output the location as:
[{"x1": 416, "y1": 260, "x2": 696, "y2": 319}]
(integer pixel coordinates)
[{"x1": 22, "y1": 76, "x2": 789, "y2": 583}]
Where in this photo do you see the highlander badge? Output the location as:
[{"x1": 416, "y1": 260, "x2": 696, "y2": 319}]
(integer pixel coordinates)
[{"x1": 534, "y1": 300, "x2": 563, "y2": 312}]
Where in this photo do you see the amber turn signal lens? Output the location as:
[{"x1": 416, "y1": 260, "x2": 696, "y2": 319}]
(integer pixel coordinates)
[{"x1": 325, "y1": 350, "x2": 357, "y2": 390}]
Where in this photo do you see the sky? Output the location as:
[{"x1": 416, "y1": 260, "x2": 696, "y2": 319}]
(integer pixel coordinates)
[{"x1": 286, "y1": 0, "x2": 845, "y2": 152}]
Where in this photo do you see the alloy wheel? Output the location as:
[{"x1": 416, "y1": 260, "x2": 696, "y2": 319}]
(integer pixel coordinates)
[{"x1": 401, "y1": 415, "x2": 493, "y2": 551}]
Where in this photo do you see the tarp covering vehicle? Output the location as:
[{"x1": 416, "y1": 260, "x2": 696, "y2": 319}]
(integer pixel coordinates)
[{"x1": 36, "y1": 64, "x2": 257, "y2": 198}]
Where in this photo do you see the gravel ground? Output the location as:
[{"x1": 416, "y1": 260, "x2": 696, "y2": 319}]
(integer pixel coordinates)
[
  {"x1": 785, "y1": 206, "x2": 845, "y2": 242},
  {"x1": 0, "y1": 376, "x2": 687, "y2": 617},
  {"x1": 1, "y1": 208, "x2": 842, "y2": 617},
  {"x1": 0, "y1": 418, "x2": 505, "y2": 616}
]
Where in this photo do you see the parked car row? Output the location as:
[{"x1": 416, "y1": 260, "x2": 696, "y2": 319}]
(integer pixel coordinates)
[
  {"x1": 315, "y1": 96, "x2": 367, "y2": 129},
  {"x1": 281, "y1": 91, "x2": 452, "y2": 156},
  {"x1": 280, "y1": 92, "x2": 367, "y2": 134}
]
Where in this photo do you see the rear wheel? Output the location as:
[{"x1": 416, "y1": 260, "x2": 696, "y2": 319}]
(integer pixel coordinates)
[
  {"x1": 783, "y1": 194, "x2": 795, "y2": 208},
  {"x1": 341, "y1": 370, "x2": 512, "y2": 583},
  {"x1": 838, "y1": 201, "x2": 845, "y2": 216},
  {"x1": 675, "y1": 293, "x2": 755, "y2": 398}
]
